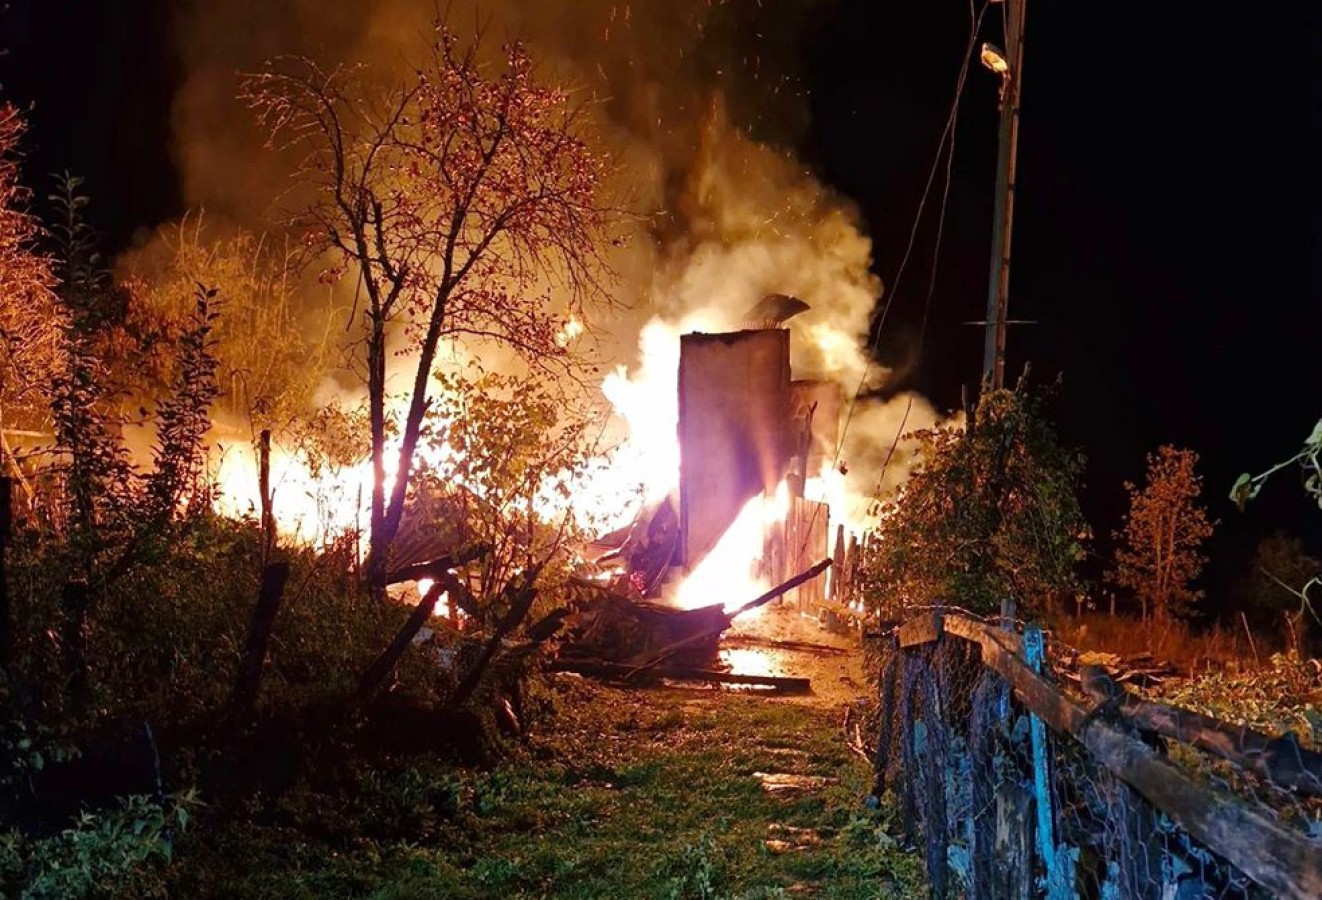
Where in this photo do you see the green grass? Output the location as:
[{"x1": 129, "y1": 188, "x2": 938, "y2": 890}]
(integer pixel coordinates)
[{"x1": 168, "y1": 679, "x2": 923, "y2": 899}]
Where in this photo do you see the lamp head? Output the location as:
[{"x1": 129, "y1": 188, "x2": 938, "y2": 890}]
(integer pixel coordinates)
[{"x1": 980, "y1": 42, "x2": 1010, "y2": 75}]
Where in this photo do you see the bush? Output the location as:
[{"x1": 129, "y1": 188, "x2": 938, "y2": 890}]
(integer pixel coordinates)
[{"x1": 1, "y1": 791, "x2": 197, "y2": 900}]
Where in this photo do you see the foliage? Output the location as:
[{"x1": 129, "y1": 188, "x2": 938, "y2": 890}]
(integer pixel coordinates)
[
  {"x1": 0, "y1": 791, "x2": 197, "y2": 900},
  {"x1": 0, "y1": 104, "x2": 61, "y2": 471},
  {"x1": 47, "y1": 174, "x2": 137, "y2": 560},
  {"x1": 1231, "y1": 416, "x2": 1322, "y2": 512},
  {"x1": 414, "y1": 368, "x2": 605, "y2": 617},
  {"x1": 1152, "y1": 653, "x2": 1322, "y2": 749},
  {"x1": 122, "y1": 218, "x2": 333, "y2": 435},
  {"x1": 38, "y1": 180, "x2": 227, "y2": 708},
  {"x1": 243, "y1": 22, "x2": 615, "y2": 597},
  {"x1": 1230, "y1": 417, "x2": 1322, "y2": 638},
  {"x1": 858, "y1": 386, "x2": 1088, "y2": 619},
  {"x1": 1110, "y1": 446, "x2": 1215, "y2": 624}
]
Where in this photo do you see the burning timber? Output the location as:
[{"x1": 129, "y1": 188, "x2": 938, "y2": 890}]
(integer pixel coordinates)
[
  {"x1": 557, "y1": 559, "x2": 831, "y2": 691},
  {"x1": 558, "y1": 300, "x2": 864, "y2": 690}
]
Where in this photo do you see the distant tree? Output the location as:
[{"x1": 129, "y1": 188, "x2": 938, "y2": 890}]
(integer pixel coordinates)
[
  {"x1": 1110, "y1": 445, "x2": 1215, "y2": 624},
  {"x1": 859, "y1": 384, "x2": 1088, "y2": 618},
  {"x1": 0, "y1": 104, "x2": 60, "y2": 503},
  {"x1": 244, "y1": 23, "x2": 613, "y2": 601}
]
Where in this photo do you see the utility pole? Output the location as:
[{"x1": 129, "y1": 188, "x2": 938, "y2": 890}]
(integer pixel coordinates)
[{"x1": 981, "y1": 0, "x2": 1027, "y2": 391}]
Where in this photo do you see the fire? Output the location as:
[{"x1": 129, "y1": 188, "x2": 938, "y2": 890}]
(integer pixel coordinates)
[
  {"x1": 208, "y1": 312, "x2": 868, "y2": 620},
  {"x1": 673, "y1": 480, "x2": 790, "y2": 615},
  {"x1": 599, "y1": 318, "x2": 682, "y2": 506}
]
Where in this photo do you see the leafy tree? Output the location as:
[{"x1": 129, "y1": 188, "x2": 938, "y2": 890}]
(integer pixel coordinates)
[
  {"x1": 123, "y1": 217, "x2": 331, "y2": 435},
  {"x1": 0, "y1": 104, "x2": 60, "y2": 504},
  {"x1": 415, "y1": 368, "x2": 606, "y2": 608},
  {"x1": 1110, "y1": 445, "x2": 1215, "y2": 624},
  {"x1": 243, "y1": 24, "x2": 614, "y2": 600},
  {"x1": 47, "y1": 174, "x2": 136, "y2": 550},
  {"x1": 859, "y1": 385, "x2": 1088, "y2": 619},
  {"x1": 43, "y1": 178, "x2": 224, "y2": 708}
]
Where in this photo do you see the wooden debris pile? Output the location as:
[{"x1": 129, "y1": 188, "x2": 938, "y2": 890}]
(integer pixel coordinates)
[
  {"x1": 553, "y1": 559, "x2": 831, "y2": 693},
  {"x1": 1056, "y1": 648, "x2": 1182, "y2": 688}
]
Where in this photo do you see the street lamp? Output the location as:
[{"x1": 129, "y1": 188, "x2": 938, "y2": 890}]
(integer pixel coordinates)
[
  {"x1": 980, "y1": 42, "x2": 1009, "y2": 76},
  {"x1": 980, "y1": 1, "x2": 1026, "y2": 393}
]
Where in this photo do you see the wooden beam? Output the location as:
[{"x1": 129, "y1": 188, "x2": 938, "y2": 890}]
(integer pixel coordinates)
[
  {"x1": 1081, "y1": 666, "x2": 1322, "y2": 797},
  {"x1": 897, "y1": 609, "x2": 943, "y2": 647},
  {"x1": 930, "y1": 613, "x2": 1322, "y2": 900},
  {"x1": 225, "y1": 561, "x2": 291, "y2": 721}
]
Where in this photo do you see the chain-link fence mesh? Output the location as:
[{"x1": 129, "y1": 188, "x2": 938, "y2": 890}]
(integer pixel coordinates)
[{"x1": 872, "y1": 610, "x2": 1322, "y2": 899}]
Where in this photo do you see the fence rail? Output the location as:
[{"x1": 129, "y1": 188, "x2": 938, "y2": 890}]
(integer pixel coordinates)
[{"x1": 874, "y1": 609, "x2": 1322, "y2": 899}]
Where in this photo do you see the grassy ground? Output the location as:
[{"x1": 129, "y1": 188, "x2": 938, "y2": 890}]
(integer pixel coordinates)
[{"x1": 168, "y1": 675, "x2": 923, "y2": 899}]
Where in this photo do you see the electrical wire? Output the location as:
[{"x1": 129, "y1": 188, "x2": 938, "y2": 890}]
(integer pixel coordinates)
[{"x1": 801, "y1": 0, "x2": 991, "y2": 565}]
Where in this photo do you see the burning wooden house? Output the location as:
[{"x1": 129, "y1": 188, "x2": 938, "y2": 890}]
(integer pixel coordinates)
[
  {"x1": 569, "y1": 296, "x2": 844, "y2": 662},
  {"x1": 676, "y1": 325, "x2": 838, "y2": 612}
]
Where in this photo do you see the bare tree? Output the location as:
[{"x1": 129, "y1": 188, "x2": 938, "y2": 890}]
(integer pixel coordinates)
[{"x1": 244, "y1": 24, "x2": 613, "y2": 599}]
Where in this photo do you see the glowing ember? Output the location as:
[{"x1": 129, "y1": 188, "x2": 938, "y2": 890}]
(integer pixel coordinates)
[
  {"x1": 673, "y1": 480, "x2": 790, "y2": 615},
  {"x1": 719, "y1": 647, "x2": 777, "y2": 679}
]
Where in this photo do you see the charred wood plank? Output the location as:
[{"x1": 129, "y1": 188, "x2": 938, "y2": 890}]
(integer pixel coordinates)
[
  {"x1": 623, "y1": 559, "x2": 832, "y2": 674},
  {"x1": 723, "y1": 635, "x2": 852, "y2": 656},
  {"x1": 384, "y1": 543, "x2": 490, "y2": 587},
  {"x1": 354, "y1": 580, "x2": 448, "y2": 710},
  {"x1": 1081, "y1": 665, "x2": 1322, "y2": 797},
  {"x1": 727, "y1": 558, "x2": 832, "y2": 619}
]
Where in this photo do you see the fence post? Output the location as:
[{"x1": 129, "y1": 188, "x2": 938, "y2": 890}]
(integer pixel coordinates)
[{"x1": 1024, "y1": 623, "x2": 1070, "y2": 898}]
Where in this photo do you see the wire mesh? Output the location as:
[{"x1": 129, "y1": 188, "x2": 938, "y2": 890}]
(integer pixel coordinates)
[{"x1": 872, "y1": 616, "x2": 1321, "y2": 899}]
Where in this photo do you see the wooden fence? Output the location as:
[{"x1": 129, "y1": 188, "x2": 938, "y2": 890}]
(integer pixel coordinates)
[{"x1": 875, "y1": 608, "x2": 1322, "y2": 899}]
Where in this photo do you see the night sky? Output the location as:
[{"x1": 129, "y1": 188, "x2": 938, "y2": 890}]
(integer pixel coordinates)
[{"x1": 2, "y1": 1, "x2": 1319, "y2": 611}]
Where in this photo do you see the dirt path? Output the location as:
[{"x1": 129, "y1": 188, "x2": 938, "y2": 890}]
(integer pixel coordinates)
[{"x1": 166, "y1": 602, "x2": 922, "y2": 898}]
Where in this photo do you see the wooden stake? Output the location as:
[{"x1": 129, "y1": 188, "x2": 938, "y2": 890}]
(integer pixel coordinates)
[
  {"x1": 258, "y1": 429, "x2": 274, "y2": 564},
  {"x1": 226, "y1": 561, "x2": 291, "y2": 722}
]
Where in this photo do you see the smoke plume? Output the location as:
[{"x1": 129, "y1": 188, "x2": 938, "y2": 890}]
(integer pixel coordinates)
[{"x1": 157, "y1": 0, "x2": 943, "y2": 516}]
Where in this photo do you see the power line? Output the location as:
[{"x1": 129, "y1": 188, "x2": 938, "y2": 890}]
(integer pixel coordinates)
[{"x1": 830, "y1": 1, "x2": 991, "y2": 507}]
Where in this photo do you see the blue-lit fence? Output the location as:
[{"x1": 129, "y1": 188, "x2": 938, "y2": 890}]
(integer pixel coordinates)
[{"x1": 872, "y1": 609, "x2": 1322, "y2": 899}]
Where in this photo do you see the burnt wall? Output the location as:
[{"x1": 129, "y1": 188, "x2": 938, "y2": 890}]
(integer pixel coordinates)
[{"x1": 678, "y1": 329, "x2": 791, "y2": 565}]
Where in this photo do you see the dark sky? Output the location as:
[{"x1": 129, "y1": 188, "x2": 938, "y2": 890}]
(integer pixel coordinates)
[{"x1": 3, "y1": 0, "x2": 1320, "y2": 609}]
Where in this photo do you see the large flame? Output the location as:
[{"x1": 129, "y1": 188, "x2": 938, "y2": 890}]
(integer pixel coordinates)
[
  {"x1": 673, "y1": 480, "x2": 790, "y2": 615},
  {"x1": 210, "y1": 315, "x2": 871, "y2": 617}
]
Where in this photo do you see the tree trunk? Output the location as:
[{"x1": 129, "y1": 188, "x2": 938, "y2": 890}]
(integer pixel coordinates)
[
  {"x1": 366, "y1": 314, "x2": 389, "y2": 605},
  {"x1": 258, "y1": 429, "x2": 274, "y2": 566},
  {"x1": 61, "y1": 579, "x2": 91, "y2": 711},
  {"x1": 225, "y1": 561, "x2": 291, "y2": 722}
]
